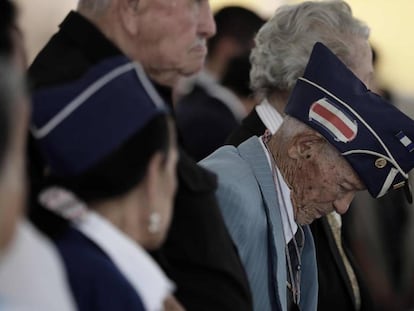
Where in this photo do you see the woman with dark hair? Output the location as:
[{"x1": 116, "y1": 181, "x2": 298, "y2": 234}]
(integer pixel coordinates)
[{"x1": 31, "y1": 57, "x2": 181, "y2": 311}]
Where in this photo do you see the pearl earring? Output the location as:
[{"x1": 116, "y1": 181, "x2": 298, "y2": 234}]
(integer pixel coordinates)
[{"x1": 148, "y1": 212, "x2": 161, "y2": 233}]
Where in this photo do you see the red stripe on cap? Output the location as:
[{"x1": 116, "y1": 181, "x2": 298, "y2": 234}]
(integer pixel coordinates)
[{"x1": 312, "y1": 103, "x2": 355, "y2": 139}]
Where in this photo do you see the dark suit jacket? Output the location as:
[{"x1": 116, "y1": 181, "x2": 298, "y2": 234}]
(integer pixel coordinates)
[
  {"x1": 227, "y1": 108, "x2": 374, "y2": 311},
  {"x1": 28, "y1": 11, "x2": 253, "y2": 311},
  {"x1": 225, "y1": 109, "x2": 266, "y2": 146},
  {"x1": 176, "y1": 83, "x2": 240, "y2": 161}
]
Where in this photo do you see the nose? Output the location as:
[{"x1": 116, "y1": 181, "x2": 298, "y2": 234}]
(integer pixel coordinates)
[
  {"x1": 333, "y1": 192, "x2": 356, "y2": 214},
  {"x1": 198, "y1": 1, "x2": 216, "y2": 39}
]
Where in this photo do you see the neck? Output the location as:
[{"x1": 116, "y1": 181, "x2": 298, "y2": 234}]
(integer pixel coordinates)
[
  {"x1": 90, "y1": 189, "x2": 147, "y2": 246},
  {"x1": 145, "y1": 68, "x2": 180, "y2": 88},
  {"x1": 267, "y1": 134, "x2": 294, "y2": 190}
]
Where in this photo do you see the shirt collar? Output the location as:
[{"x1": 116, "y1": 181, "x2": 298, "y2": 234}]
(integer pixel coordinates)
[
  {"x1": 255, "y1": 98, "x2": 284, "y2": 134},
  {"x1": 259, "y1": 138, "x2": 298, "y2": 244},
  {"x1": 39, "y1": 187, "x2": 174, "y2": 311}
]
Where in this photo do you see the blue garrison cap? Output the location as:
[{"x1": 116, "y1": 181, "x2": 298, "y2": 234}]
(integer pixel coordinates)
[
  {"x1": 31, "y1": 56, "x2": 168, "y2": 177},
  {"x1": 285, "y1": 42, "x2": 414, "y2": 199}
]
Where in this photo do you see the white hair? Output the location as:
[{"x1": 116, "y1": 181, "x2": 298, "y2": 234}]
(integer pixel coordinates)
[
  {"x1": 250, "y1": 0, "x2": 370, "y2": 99},
  {"x1": 77, "y1": 0, "x2": 112, "y2": 16},
  {"x1": 276, "y1": 116, "x2": 339, "y2": 159}
]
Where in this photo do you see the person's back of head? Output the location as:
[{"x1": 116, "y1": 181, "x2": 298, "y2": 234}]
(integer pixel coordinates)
[
  {"x1": 31, "y1": 57, "x2": 178, "y2": 250},
  {"x1": 204, "y1": 6, "x2": 264, "y2": 79},
  {"x1": 208, "y1": 6, "x2": 264, "y2": 57},
  {"x1": 250, "y1": 0, "x2": 370, "y2": 100}
]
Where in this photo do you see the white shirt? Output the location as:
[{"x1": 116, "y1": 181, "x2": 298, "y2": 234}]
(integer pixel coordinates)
[
  {"x1": 255, "y1": 98, "x2": 284, "y2": 135},
  {"x1": 0, "y1": 220, "x2": 76, "y2": 311},
  {"x1": 256, "y1": 99, "x2": 298, "y2": 244}
]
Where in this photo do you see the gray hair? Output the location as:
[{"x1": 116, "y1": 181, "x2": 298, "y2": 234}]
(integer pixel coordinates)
[
  {"x1": 276, "y1": 116, "x2": 311, "y2": 141},
  {"x1": 250, "y1": 0, "x2": 370, "y2": 99},
  {"x1": 275, "y1": 116, "x2": 338, "y2": 159},
  {"x1": 77, "y1": 0, "x2": 111, "y2": 16}
]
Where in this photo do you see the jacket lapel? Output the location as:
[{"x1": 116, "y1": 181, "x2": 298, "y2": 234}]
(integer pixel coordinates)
[{"x1": 238, "y1": 137, "x2": 287, "y2": 311}]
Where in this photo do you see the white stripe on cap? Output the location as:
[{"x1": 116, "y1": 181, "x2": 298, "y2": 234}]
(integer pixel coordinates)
[
  {"x1": 31, "y1": 62, "x2": 137, "y2": 139},
  {"x1": 377, "y1": 168, "x2": 399, "y2": 197},
  {"x1": 298, "y1": 77, "x2": 408, "y2": 179}
]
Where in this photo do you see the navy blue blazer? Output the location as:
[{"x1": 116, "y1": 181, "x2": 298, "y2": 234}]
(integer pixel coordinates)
[{"x1": 55, "y1": 227, "x2": 145, "y2": 311}]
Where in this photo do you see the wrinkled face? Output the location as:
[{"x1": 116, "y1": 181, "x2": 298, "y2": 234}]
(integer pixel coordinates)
[
  {"x1": 0, "y1": 97, "x2": 28, "y2": 251},
  {"x1": 133, "y1": 0, "x2": 216, "y2": 82},
  {"x1": 289, "y1": 141, "x2": 365, "y2": 225}
]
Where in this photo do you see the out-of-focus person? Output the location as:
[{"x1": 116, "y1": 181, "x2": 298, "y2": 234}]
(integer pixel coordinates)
[{"x1": 0, "y1": 1, "x2": 75, "y2": 309}]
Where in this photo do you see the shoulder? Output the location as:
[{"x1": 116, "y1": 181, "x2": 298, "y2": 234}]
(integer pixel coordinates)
[
  {"x1": 55, "y1": 227, "x2": 145, "y2": 311},
  {"x1": 200, "y1": 141, "x2": 265, "y2": 218},
  {"x1": 200, "y1": 137, "x2": 262, "y2": 182}
]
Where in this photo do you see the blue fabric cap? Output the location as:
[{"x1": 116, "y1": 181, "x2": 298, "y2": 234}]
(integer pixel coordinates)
[
  {"x1": 285, "y1": 42, "x2": 414, "y2": 198},
  {"x1": 31, "y1": 56, "x2": 167, "y2": 177}
]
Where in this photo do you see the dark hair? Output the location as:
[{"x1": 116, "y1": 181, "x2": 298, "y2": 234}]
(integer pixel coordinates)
[
  {"x1": 46, "y1": 114, "x2": 174, "y2": 204},
  {"x1": 208, "y1": 6, "x2": 264, "y2": 57},
  {"x1": 0, "y1": 0, "x2": 16, "y2": 57},
  {"x1": 221, "y1": 53, "x2": 252, "y2": 98}
]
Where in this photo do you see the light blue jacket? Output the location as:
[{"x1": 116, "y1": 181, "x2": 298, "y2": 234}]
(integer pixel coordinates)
[{"x1": 200, "y1": 136, "x2": 318, "y2": 311}]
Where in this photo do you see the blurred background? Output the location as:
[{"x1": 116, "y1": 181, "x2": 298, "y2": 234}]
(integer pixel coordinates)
[{"x1": 15, "y1": 0, "x2": 414, "y2": 103}]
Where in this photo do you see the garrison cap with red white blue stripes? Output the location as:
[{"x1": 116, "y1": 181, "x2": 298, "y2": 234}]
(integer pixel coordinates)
[
  {"x1": 285, "y1": 42, "x2": 414, "y2": 200},
  {"x1": 31, "y1": 55, "x2": 168, "y2": 177}
]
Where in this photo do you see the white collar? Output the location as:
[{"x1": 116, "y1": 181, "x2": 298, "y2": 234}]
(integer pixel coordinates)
[
  {"x1": 0, "y1": 220, "x2": 76, "y2": 311},
  {"x1": 259, "y1": 139, "x2": 298, "y2": 244},
  {"x1": 255, "y1": 99, "x2": 284, "y2": 134},
  {"x1": 40, "y1": 188, "x2": 174, "y2": 311}
]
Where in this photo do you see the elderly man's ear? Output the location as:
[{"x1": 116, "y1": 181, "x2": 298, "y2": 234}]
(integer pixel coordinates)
[
  {"x1": 287, "y1": 132, "x2": 326, "y2": 160},
  {"x1": 119, "y1": 0, "x2": 140, "y2": 35}
]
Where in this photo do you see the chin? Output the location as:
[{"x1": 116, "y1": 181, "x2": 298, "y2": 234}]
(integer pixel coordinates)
[
  {"x1": 180, "y1": 63, "x2": 204, "y2": 77},
  {"x1": 296, "y1": 212, "x2": 316, "y2": 225}
]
